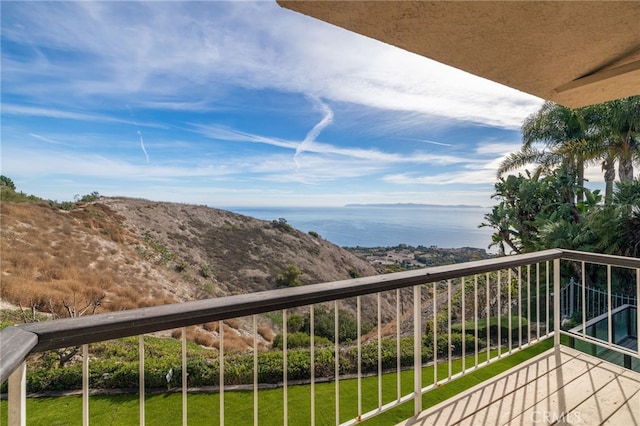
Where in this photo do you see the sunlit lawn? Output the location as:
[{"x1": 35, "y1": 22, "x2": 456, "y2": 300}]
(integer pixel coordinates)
[{"x1": 1, "y1": 339, "x2": 553, "y2": 425}]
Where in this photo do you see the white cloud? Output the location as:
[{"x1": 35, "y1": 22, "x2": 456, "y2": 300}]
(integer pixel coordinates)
[
  {"x1": 192, "y1": 123, "x2": 482, "y2": 166},
  {"x1": 2, "y1": 1, "x2": 543, "y2": 128}
]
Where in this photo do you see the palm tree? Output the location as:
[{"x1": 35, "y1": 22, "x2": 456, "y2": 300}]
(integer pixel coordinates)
[
  {"x1": 497, "y1": 101, "x2": 591, "y2": 203},
  {"x1": 593, "y1": 96, "x2": 640, "y2": 182},
  {"x1": 500, "y1": 97, "x2": 640, "y2": 203}
]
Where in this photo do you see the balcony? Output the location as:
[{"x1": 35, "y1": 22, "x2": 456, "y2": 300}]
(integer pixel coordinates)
[{"x1": 2, "y1": 249, "x2": 639, "y2": 425}]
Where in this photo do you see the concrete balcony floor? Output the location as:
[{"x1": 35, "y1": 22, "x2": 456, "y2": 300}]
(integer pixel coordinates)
[{"x1": 399, "y1": 346, "x2": 640, "y2": 426}]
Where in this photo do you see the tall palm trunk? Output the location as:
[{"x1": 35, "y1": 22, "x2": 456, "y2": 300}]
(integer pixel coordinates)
[
  {"x1": 576, "y1": 157, "x2": 585, "y2": 203},
  {"x1": 618, "y1": 130, "x2": 634, "y2": 181},
  {"x1": 619, "y1": 158, "x2": 634, "y2": 182},
  {"x1": 602, "y1": 156, "x2": 615, "y2": 204}
]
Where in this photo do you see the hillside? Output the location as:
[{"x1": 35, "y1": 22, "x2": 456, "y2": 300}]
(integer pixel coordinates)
[
  {"x1": 1, "y1": 194, "x2": 492, "y2": 351},
  {"x1": 1, "y1": 196, "x2": 380, "y2": 311}
]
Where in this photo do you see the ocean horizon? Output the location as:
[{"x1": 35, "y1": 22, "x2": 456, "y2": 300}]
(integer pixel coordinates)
[{"x1": 226, "y1": 205, "x2": 494, "y2": 251}]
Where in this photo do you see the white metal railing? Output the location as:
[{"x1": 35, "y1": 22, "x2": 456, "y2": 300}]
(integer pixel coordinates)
[
  {"x1": 1, "y1": 249, "x2": 639, "y2": 425},
  {"x1": 560, "y1": 277, "x2": 638, "y2": 319}
]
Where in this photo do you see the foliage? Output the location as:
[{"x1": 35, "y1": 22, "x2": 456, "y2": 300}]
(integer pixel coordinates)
[
  {"x1": 271, "y1": 217, "x2": 293, "y2": 232},
  {"x1": 0, "y1": 185, "x2": 44, "y2": 203},
  {"x1": 75, "y1": 191, "x2": 101, "y2": 203},
  {"x1": 199, "y1": 263, "x2": 212, "y2": 278},
  {"x1": 348, "y1": 269, "x2": 361, "y2": 278},
  {"x1": 138, "y1": 231, "x2": 176, "y2": 265},
  {"x1": 301, "y1": 305, "x2": 373, "y2": 343},
  {"x1": 308, "y1": 230, "x2": 320, "y2": 238},
  {"x1": 271, "y1": 332, "x2": 332, "y2": 349},
  {"x1": 0, "y1": 175, "x2": 16, "y2": 190},
  {"x1": 480, "y1": 170, "x2": 600, "y2": 254},
  {"x1": 13, "y1": 332, "x2": 489, "y2": 393},
  {"x1": 275, "y1": 264, "x2": 302, "y2": 287}
]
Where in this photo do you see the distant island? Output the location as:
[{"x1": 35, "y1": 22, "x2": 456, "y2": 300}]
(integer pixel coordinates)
[{"x1": 344, "y1": 203, "x2": 485, "y2": 208}]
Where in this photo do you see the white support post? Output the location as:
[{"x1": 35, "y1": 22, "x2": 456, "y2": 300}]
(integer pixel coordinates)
[
  {"x1": 283, "y1": 309, "x2": 288, "y2": 426},
  {"x1": 309, "y1": 308, "x2": 315, "y2": 426},
  {"x1": 554, "y1": 259, "x2": 561, "y2": 347},
  {"x1": 83, "y1": 344, "x2": 89, "y2": 426},
  {"x1": 413, "y1": 285, "x2": 422, "y2": 415},
  {"x1": 357, "y1": 296, "x2": 362, "y2": 419},
  {"x1": 8, "y1": 361, "x2": 26, "y2": 426},
  {"x1": 182, "y1": 327, "x2": 187, "y2": 426},
  {"x1": 447, "y1": 280, "x2": 452, "y2": 380},
  {"x1": 219, "y1": 320, "x2": 225, "y2": 426},
  {"x1": 396, "y1": 289, "x2": 401, "y2": 401},
  {"x1": 253, "y1": 315, "x2": 259, "y2": 426},
  {"x1": 139, "y1": 335, "x2": 145, "y2": 426},
  {"x1": 377, "y1": 293, "x2": 382, "y2": 409},
  {"x1": 334, "y1": 300, "x2": 340, "y2": 426}
]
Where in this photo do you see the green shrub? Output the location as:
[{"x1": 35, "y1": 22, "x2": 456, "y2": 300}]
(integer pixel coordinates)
[
  {"x1": 0, "y1": 175, "x2": 16, "y2": 190},
  {"x1": 271, "y1": 218, "x2": 293, "y2": 232},
  {"x1": 275, "y1": 264, "x2": 301, "y2": 287},
  {"x1": 200, "y1": 263, "x2": 212, "y2": 278},
  {"x1": 272, "y1": 332, "x2": 332, "y2": 350}
]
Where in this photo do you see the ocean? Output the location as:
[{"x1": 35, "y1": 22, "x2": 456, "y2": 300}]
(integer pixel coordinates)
[{"x1": 227, "y1": 205, "x2": 494, "y2": 250}]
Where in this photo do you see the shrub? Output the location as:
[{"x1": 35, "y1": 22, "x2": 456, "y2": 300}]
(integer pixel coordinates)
[
  {"x1": 79, "y1": 191, "x2": 100, "y2": 203},
  {"x1": 272, "y1": 332, "x2": 332, "y2": 350},
  {"x1": 275, "y1": 264, "x2": 301, "y2": 287},
  {"x1": 271, "y1": 218, "x2": 293, "y2": 232},
  {"x1": 287, "y1": 313, "x2": 304, "y2": 333},
  {"x1": 200, "y1": 263, "x2": 212, "y2": 278},
  {"x1": 0, "y1": 175, "x2": 16, "y2": 190}
]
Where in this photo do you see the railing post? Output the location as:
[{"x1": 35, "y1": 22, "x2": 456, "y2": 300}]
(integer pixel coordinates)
[
  {"x1": 554, "y1": 259, "x2": 561, "y2": 347},
  {"x1": 82, "y1": 344, "x2": 89, "y2": 426},
  {"x1": 413, "y1": 285, "x2": 422, "y2": 415},
  {"x1": 8, "y1": 361, "x2": 26, "y2": 426}
]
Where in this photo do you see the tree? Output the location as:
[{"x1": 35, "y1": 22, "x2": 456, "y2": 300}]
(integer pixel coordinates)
[
  {"x1": 481, "y1": 170, "x2": 600, "y2": 254},
  {"x1": 587, "y1": 96, "x2": 640, "y2": 201},
  {"x1": 500, "y1": 97, "x2": 640, "y2": 204},
  {"x1": 498, "y1": 101, "x2": 592, "y2": 203},
  {"x1": 0, "y1": 175, "x2": 16, "y2": 191}
]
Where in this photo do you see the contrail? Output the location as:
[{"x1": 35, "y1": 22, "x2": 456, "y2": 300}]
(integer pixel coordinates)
[
  {"x1": 138, "y1": 130, "x2": 149, "y2": 163},
  {"x1": 127, "y1": 104, "x2": 150, "y2": 163},
  {"x1": 401, "y1": 137, "x2": 453, "y2": 147},
  {"x1": 294, "y1": 96, "x2": 334, "y2": 168}
]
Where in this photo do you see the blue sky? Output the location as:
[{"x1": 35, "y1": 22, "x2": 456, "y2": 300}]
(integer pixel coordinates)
[{"x1": 1, "y1": 1, "x2": 562, "y2": 208}]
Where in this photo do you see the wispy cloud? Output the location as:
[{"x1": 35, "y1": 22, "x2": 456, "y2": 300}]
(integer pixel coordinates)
[
  {"x1": 1, "y1": 1, "x2": 542, "y2": 129},
  {"x1": 138, "y1": 131, "x2": 149, "y2": 163},
  {"x1": 3, "y1": 104, "x2": 167, "y2": 129},
  {"x1": 295, "y1": 96, "x2": 334, "y2": 168},
  {"x1": 402, "y1": 137, "x2": 454, "y2": 147},
  {"x1": 192, "y1": 123, "x2": 480, "y2": 166},
  {"x1": 29, "y1": 133, "x2": 68, "y2": 146}
]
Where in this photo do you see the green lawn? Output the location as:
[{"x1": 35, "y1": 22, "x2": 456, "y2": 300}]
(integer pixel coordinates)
[{"x1": 1, "y1": 339, "x2": 553, "y2": 425}]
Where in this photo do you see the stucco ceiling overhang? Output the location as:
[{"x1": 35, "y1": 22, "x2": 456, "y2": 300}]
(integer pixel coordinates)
[{"x1": 277, "y1": 1, "x2": 640, "y2": 108}]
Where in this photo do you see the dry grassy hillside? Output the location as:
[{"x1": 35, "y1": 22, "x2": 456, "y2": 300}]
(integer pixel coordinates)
[{"x1": 1, "y1": 196, "x2": 391, "y2": 349}]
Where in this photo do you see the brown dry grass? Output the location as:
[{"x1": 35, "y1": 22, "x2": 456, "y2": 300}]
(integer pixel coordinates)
[
  {"x1": 257, "y1": 324, "x2": 275, "y2": 342},
  {"x1": 1, "y1": 201, "x2": 175, "y2": 317},
  {"x1": 171, "y1": 322, "x2": 251, "y2": 351}
]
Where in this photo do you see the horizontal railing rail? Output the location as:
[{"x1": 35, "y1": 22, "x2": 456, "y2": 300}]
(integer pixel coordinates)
[{"x1": 1, "y1": 248, "x2": 638, "y2": 426}]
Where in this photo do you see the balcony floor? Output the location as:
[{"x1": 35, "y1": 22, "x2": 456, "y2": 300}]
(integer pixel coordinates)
[{"x1": 399, "y1": 346, "x2": 640, "y2": 426}]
